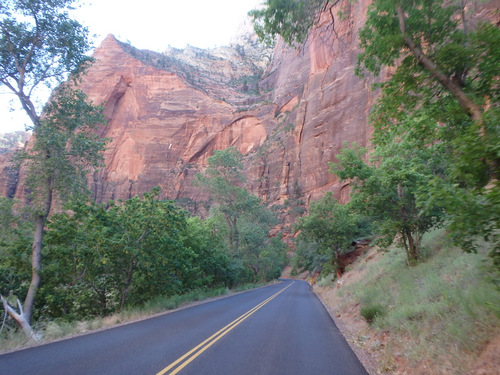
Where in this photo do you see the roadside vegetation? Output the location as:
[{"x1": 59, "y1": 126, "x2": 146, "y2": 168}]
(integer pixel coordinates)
[
  {"x1": 0, "y1": 0, "x2": 285, "y2": 342},
  {"x1": 315, "y1": 229, "x2": 500, "y2": 374},
  {"x1": 1, "y1": 147, "x2": 285, "y2": 342},
  {"x1": 253, "y1": 0, "x2": 499, "y2": 275},
  {"x1": 0, "y1": 282, "x2": 267, "y2": 353},
  {"x1": 1, "y1": 2, "x2": 499, "y2": 370}
]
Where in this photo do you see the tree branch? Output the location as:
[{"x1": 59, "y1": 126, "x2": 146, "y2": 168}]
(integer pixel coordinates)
[
  {"x1": 0, "y1": 294, "x2": 40, "y2": 341},
  {"x1": 395, "y1": 5, "x2": 482, "y2": 122}
]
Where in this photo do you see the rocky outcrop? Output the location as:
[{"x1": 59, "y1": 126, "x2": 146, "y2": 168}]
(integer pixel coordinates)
[
  {"x1": 0, "y1": 131, "x2": 30, "y2": 199},
  {"x1": 247, "y1": 0, "x2": 376, "y2": 205},
  {"x1": 0, "y1": 150, "x2": 20, "y2": 198},
  {"x1": 76, "y1": 33, "x2": 274, "y2": 203}
]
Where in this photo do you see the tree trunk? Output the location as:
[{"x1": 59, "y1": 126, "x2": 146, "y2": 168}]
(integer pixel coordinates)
[
  {"x1": 120, "y1": 259, "x2": 136, "y2": 310},
  {"x1": 23, "y1": 185, "x2": 52, "y2": 324},
  {"x1": 249, "y1": 265, "x2": 258, "y2": 283},
  {"x1": 92, "y1": 285, "x2": 108, "y2": 315},
  {"x1": 332, "y1": 245, "x2": 341, "y2": 275},
  {"x1": 1, "y1": 295, "x2": 40, "y2": 341},
  {"x1": 0, "y1": 94, "x2": 48, "y2": 336},
  {"x1": 23, "y1": 215, "x2": 43, "y2": 325},
  {"x1": 403, "y1": 229, "x2": 419, "y2": 266},
  {"x1": 395, "y1": 5, "x2": 483, "y2": 122},
  {"x1": 225, "y1": 215, "x2": 239, "y2": 253}
]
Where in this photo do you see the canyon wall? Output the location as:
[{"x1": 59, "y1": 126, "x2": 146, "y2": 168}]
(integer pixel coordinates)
[
  {"x1": 0, "y1": 150, "x2": 20, "y2": 199},
  {"x1": 71, "y1": 0, "x2": 376, "y2": 208},
  {"x1": 7, "y1": 0, "x2": 497, "y2": 210}
]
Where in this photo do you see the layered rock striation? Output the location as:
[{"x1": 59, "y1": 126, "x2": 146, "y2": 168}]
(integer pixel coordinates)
[
  {"x1": 2, "y1": 1, "x2": 385, "y2": 209},
  {"x1": 78, "y1": 32, "x2": 274, "y2": 203},
  {"x1": 73, "y1": 0, "x2": 376, "y2": 208}
]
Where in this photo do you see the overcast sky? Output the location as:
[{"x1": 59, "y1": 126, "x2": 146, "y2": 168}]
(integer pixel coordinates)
[{"x1": 1, "y1": 0, "x2": 261, "y2": 133}]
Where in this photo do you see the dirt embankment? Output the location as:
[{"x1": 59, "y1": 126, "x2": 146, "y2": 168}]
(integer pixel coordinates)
[{"x1": 306, "y1": 248, "x2": 500, "y2": 375}]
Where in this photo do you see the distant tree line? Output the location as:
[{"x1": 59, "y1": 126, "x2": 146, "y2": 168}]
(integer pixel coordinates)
[{"x1": 0, "y1": 131, "x2": 30, "y2": 153}]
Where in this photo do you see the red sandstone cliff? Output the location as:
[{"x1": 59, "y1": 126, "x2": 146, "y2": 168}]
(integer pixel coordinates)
[
  {"x1": 6, "y1": 0, "x2": 496, "y2": 212},
  {"x1": 71, "y1": 0, "x2": 376, "y2": 208},
  {"x1": 77, "y1": 33, "x2": 272, "y2": 203},
  {"x1": 0, "y1": 0, "x2": 377, "y2": 209},
  {"x1": 0, "y1": 131, "x2": 29, "y2": 199}
]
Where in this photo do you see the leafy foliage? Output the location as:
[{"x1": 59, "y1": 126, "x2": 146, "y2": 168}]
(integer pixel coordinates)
[
  {"x1": 356, "y1": 0, "x2": 500, "y2": 263},
  {"x1": 250, "y1": 0, "x2": 499, "y2": 273},
  {"x1": 0, "y1": 0, "x2": 103, "y2": 331},
  {"x1": 196, "y1": 148, "x2": 286, "y2": 282},
  {"x1": 40, "y1": 188, "x2": 235, "y2": 319},
  {"x1": 180, "y1": 216, "x2": 234, "y2": 288},
  {"x1": 249, "y1": 0, "x2": 329, "y2": 46},
  {"x1": 291, "y1": 239, "x2": 325, "y2": 275},
  {"x1": 330, "y1": 141, "x2": 444, "y2": 265},
  {"x1": 0, "y1": 0, "x2": 93, "y2": 125},
  {"x1": 0, "y1": 198, "x2": 32, "y2": 310},
  {"x1": 1, "y1": 185, "x2": 278, "y2": 323},
  {"x1": 294, "y1": 192, "x2": 361, "y2": 274},
  {"x1": 17, "y1": 85, "x2": 107, "y2": 210}
]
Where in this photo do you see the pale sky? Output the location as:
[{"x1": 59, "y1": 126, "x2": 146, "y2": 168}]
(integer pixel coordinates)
[{"x1": 0, "y1": 0, "x2": 261, "y2": 133}]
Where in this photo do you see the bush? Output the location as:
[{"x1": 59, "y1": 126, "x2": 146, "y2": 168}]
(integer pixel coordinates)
[{"x1": 360, "y1": 304, "x2": 385, "y2": 324}]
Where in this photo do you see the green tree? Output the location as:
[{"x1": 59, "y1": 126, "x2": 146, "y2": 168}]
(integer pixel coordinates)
[
  {"x1": 195, "y1": 147, "x2": 248, "y2": 251},
  {"x1": 0, "y1": 0, "x2": 93, "y2": 127},
  {"x1": 294, "y1": 192, "x2": 359, "y2": 274},
  {"x1": 0, "y1": 197, "x2": 19, "y2": 251},
  {"x1": 355, "y1": 0, "x2": 500, "y2": 263},
  {"x1": 196, "y1": 148, "x2": 285, "y2": 282},
  {"x1": 273, "y1": 180, "x2": 307, "y2": 237},
  {"x1": 249, "y1": 0, "x2": 334, "y2": 46},
  {"x1": 0, "y1": 198, "x2": 33, "y2": 333},
  {"x1": 43, "y1": 188, "x2": 192, "y2": 318},
  {"x1": 357, "y1": 0, "x2": 490, "y2": 123},
  {"x1": 1, "y1": 86, "x2": 106, "y2": 337},
  {"x1": 251, "y1": 0, "x2": 500, "y2": 265},
  {"x1": 0, "y1": 1, "x2": 104, "y2": 337},
  {"x1": 100, "y1": 190, "x2": 187, "y2": 309},
  {"x1": 237, "y1": 197, "x2": 283, "y2": 281},
  {"x1": 330, "y1": 141, "x2": 444, "y2": 265},
  {"x1": 291, "y1": 240, "x2": 325, "y2": 275},
  {"x1": 180, "y1": 216, "x2": 234, "y2": 288}
]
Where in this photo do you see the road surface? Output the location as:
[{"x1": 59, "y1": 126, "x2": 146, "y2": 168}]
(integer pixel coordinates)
[{"x1": 0, "y1": 279, "x2": 368, "y2": 374}]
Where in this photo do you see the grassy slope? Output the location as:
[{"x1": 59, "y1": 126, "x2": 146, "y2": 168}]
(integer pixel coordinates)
[{"x1": 314, "y1": 229, "x2": 500, "y2": 375}]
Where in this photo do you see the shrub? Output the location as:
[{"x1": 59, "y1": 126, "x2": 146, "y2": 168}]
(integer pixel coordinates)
[{"x1": 360, "y1": 304, "x2": 385, "y2": 324}]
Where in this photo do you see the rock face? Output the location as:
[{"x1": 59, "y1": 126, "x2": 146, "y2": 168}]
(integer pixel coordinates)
[
  {"x1": 0, "y1": 132, "x2": 30, "y2": 199},
  {"x1": 1, "y1": 1, "x2": 376, "y2": 209},
  {"x1": 68, "y1": 0, "x2": 376, "y2": 208},
  {"x1": 78, "y1": 32, "x2": 273, "y2": 203},
  {"x1": 249, "y1": 0, "x2": 376, "y2": 206},
  {"x1": 0, "y1": 150, "x2": 20, "y2": 198},
  {"x1": 8, "y1": 0, "x2": 496, "y2": 211}
]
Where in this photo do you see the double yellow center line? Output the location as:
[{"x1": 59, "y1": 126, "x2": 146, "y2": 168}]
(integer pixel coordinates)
[{"x1": 156, "y1": 282, "x2": 294, "y2": 375}]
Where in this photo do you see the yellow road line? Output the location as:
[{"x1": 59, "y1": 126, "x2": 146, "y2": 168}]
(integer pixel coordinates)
[{"x1": 156, "y1": 282, "x2": 294, "y2": 375}]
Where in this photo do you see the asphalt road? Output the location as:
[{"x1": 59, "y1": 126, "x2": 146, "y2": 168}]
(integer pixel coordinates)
[{"x1": 0, "y1": 280, "x2": 368, "y2": 375}]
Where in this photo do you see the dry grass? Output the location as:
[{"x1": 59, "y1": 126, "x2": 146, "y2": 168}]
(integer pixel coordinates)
[
  {"x1": 0, "y1": 284, "x2": 267, "y2": 354},
  {"x1": 314, "y1": 229, "x2": 500, "y2": 375}
]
